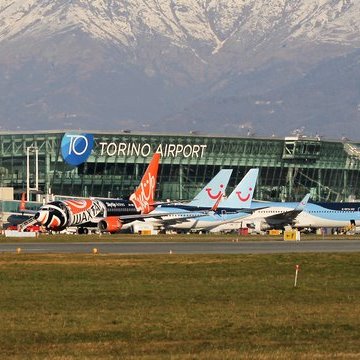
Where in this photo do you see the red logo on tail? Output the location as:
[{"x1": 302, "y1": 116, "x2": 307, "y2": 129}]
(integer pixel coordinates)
[
  {"x1": 236, "y1": 187, "x2": 253, "y2": 202},
  {"x1": 130, "y1": 153, "x2": 160, "y2": 214},
  {"x1": 206, "y1": 184, "x2": 224, "y2": 200}
]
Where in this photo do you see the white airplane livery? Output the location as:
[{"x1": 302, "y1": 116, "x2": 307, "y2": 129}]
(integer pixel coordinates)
[
  {"x1": 231, "y1": 195, "x2": 360, "y2": 232},
  {"x1": 152, "y1": 168, "x2": 259, "y2": 232},
  {"x1": 143, "y1": 168, "x2": 233, "y2": 229},
  {"x1": 293, "y1": 202, "x2": 360, "y2": 229}
]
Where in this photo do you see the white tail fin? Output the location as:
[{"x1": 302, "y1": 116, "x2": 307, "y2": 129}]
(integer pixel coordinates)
[
  {"x1": 295, "y1": 193, "x2": 311, "y2": 211},
  {"x1": 221, "y1": 168, "x2": 259, "y2": 209},
  {"x1": 187, "y1": 169, "x2": 233, "y2": 208}
]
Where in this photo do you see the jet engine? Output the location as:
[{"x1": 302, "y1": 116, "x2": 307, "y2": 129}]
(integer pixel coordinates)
[{"x1": 98, "y1": 217, "x2": 123, "y2": 233}]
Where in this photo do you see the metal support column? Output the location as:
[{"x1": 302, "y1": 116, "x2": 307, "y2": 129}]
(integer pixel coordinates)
[
  {"x1": 179, "y1": 164, "x2": 183, "y2": 200},
  {"x1": 343, "y1": 170, "x2": 348, "y2": 201},
  {"x1": 26, "y1": 146, "x2": 39, "y2": 202},
  {"x1": 318, "y1": 168, "x2": 322, "y2": 201}
]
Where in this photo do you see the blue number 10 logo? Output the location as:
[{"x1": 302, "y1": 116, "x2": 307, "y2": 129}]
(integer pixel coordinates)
[{"x1": 61, "y1": 133, "x2": 94, "y2": 166}]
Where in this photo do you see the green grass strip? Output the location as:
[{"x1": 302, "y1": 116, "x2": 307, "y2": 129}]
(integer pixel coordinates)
[{"x1": 0, "y1": 253, "x2": 359, "y2": 359}]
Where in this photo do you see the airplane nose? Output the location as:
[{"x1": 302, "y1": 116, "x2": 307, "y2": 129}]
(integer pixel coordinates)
[{"x1": 34, "y1": 210, "x2": 49, "y2": 224}]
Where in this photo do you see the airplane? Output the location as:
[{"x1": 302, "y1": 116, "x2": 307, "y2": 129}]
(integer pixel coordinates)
[
  {"x1": 18, "y1": 154, "x2": 231, "y2": 234},
  {"x1": 228, "y1": 193, "x2": 314, "y2": 232},
  {"x1": 207, "y1": 193, "x2": 360, "y2": 233},
  {"x1": 292, "y1": 201, "x2": 360, "y2": 230},
  {"x1": 19, "y1": 153, "x2": 162, "y2": 234},
  {"x1": 128, "y1": 168, "x2": 233, "y2": 230},
  {"x1": 112, "y1": 168, "x2": 234, "y2": 233},
  {"x1": 147, "y1": 168, "x2": 260, "y2": 232}
]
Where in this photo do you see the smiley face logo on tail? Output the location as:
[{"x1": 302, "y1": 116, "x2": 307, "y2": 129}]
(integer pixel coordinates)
[
  {"x1": 206, "y1": 184, "x2": 224, "y2": 200},
  {"x1": 237, "y1": 187, "x2": 253, "y2": 202}
]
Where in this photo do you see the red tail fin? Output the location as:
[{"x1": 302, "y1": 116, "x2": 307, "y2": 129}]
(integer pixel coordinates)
[
  {"x1": 129, "y1": 153, "x2": 160, "y2": 214},
  {"x1": 19, "y1": 192, "x2": 26, "y2": 212}
]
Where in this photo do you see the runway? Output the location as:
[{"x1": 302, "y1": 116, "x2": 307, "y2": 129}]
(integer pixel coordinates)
[{"x1": 1, "y1": 240, "x2": 360, "y2": 254}]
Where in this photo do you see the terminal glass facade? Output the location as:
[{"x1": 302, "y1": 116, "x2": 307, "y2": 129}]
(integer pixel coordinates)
[{"x1": 0, "y1": 131, "x2": 360, "y2": 203}]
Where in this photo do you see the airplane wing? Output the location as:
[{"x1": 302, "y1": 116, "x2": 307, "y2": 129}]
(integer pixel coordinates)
[
  {"x1": 261, "y1": 193, "x2": 311, "y2": 223},
  {"x1": 97, "y1": 208, "x2": 218, "y2": 233},
  {"x1": 140, "y1": 192, "x2": 228, "y2": 226},
  {"x1": 150, "y1": 212, "x2": 212, "y2": 225}
]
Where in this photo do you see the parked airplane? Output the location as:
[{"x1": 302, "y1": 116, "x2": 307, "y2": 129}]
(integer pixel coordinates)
[
  {"x1": 116, "y1": 168, "x2": 233, "y2": 233},
  {"x1": 131, "y1": 168, "x2": 233, "y2": 230},
  {"x1": 230, "y1": 193, "x2": 314, "y2": 232},
  {"x1": 18, "y1": 155, "x2": 231, "y2": 234},
  {"x1": 148, "y1": 168, "x2": 259, "y2": 232},
  {"x1": 209, "y1": 193, "x2": 360, "y2": 233},
  {"x1": 19, "y1": 153, "x2": 162, "y2": 233},
  {"x1": 293, "y1": 201, "x2": 360, "y2": 230}
]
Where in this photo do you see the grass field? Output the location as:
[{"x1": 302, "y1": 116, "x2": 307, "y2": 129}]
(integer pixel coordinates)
[{"x1": 0, "y1": 252, "x2": 359, "y2": 359}]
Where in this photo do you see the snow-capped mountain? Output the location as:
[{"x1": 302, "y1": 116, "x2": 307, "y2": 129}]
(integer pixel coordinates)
[
  {"x1": 0, "y1": 0, "x2": 359, "y2": 138},
  {"x1": 1, "y1": 0, "x2": 359, "y2": 52}
]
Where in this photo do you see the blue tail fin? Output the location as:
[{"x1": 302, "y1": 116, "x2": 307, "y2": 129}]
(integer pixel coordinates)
[
  {"x1": 187, "y1": 169, "x2": 233, "y2": 208},
  {"x1": 295, "y1": 193, "x2": 310, "y2": 211},
  {"x1": 221, "y1": 168, "x2": 259, "y2": 209}
]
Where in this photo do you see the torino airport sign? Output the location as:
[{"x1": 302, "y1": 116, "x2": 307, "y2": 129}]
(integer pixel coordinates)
[
  {"x1": 61, "y1": 133, "x2": 207, "y2": 166},
  {"x1": 99, "y1": 142, "x2": 207, "y2": 158}
]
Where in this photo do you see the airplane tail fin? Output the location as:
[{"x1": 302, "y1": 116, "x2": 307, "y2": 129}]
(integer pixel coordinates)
[
  {"x1": 187, "y1": 169, "x2": 232, "y2": 208},
  {"x1": 295, "y1": 193, "x2": 311, "y2": 211},
  {"x1": 221, "y1": 168, "x2": 259, "y2": 209},
  {"x1": 129, "y1": 153, "x2": 160, "y2": 214},
  {"x1": 19, "y1": 192, "x2": 26, "y2": 212}
]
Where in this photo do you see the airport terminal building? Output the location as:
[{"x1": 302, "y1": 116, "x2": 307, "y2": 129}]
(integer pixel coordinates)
[{"x1": 0, "y1": 131, "x2": 360, "y2": 205}]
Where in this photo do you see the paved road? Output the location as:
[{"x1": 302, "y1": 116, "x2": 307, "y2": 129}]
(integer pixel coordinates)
[{"x1": 1, "y1": 240, "x2": 360, "y2": 254}]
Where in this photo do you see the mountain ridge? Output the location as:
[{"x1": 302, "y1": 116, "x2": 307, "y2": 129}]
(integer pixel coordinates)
[{"x1": 0, "y1": 0, "x2": 359, "y2": 139}]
